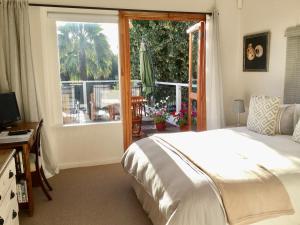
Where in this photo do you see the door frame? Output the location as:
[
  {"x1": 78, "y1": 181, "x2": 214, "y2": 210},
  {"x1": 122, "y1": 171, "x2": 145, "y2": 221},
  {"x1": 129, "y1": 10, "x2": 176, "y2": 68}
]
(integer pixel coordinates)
[
  {"x1": 119, "y1": 11, "x2": 206, "y2": 150},
  {"x1": 187, "y1": 21, "x2": 207, "y2": 131}
]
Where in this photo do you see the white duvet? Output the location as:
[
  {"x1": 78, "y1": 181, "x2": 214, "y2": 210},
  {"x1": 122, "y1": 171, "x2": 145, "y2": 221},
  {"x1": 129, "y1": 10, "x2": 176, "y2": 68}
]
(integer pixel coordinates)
[{"x1": 121, "y1": 127, "x2": 300, "y2": 225}]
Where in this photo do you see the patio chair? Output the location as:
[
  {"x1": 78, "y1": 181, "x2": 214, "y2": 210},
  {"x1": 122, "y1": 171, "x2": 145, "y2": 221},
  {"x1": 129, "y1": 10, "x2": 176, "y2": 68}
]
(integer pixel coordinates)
[
  {"x1": 62, "y1": 86, "x2": 79, "y2": 123},
  {"x1": 108, "y1": 104, "x2": 120, "y2": 120},
  {"x1": 90, "y1": 85, "x2": 111, "y2": 121},
  {"x1": 131, "y1": 96, "x2": 145, "y2": 137},
  {"x1": 131, "y1": 83, "x2": 142, "y2": 96}
]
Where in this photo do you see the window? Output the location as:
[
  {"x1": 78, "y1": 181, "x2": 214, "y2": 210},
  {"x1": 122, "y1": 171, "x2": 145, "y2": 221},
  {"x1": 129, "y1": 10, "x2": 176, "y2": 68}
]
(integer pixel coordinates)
[
  {"x1": 284, "y1": 26, "x2": 300, "y2": 104},
  {"x1": 56, "y1": 20, "x2": 120, "y2": 124}
]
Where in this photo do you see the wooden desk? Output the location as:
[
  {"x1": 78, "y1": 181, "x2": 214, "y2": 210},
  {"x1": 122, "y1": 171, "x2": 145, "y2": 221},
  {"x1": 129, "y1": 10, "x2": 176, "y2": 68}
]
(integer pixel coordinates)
[{"x1": 0, "y1": 122, "x2": 38, "y2": 216}]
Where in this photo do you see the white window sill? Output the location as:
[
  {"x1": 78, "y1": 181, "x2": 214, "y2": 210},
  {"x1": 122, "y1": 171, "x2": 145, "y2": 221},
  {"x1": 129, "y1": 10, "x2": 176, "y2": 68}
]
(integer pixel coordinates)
[{"x1": 56, "y1": 120, "x2": 123, "y2": 128}]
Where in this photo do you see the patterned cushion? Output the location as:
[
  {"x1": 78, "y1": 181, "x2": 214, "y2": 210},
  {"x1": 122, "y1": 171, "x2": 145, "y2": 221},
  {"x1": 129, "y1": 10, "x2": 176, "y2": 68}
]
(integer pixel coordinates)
[
  {"x1": 275, "y1": 105, "x2": 295, "y2": 135},
  {"x1": 247, "y1": 96, "x2": 280, "y2": 135},
  {"x1": 293, "y1": 119, "x2": 300, "y2": 143}
]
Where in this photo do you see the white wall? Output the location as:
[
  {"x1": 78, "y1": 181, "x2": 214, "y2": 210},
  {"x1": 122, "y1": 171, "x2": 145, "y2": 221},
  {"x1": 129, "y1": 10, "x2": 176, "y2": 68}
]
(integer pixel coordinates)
[
  {"x1": 217, "y1": 0, "x2": 300, "y2": 125},
  {"x1": 239, "y1": 0, "x2": 300, "y2": 108},
  {"x1": 216, "y1": 0, "x2": 242, "y2": 125},
  {"x1": 29, "y1": 1, "x2": 216, "y2": 170},
  {"x1": 53, "y1": 123, "x2": 124, "y2": 169}
]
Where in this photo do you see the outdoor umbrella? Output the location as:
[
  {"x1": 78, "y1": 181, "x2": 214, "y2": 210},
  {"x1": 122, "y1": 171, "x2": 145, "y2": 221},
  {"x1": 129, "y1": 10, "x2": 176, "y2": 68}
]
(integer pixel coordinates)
[{"x1": 139, "y1": 41, "x2": 155, "y2": 97}]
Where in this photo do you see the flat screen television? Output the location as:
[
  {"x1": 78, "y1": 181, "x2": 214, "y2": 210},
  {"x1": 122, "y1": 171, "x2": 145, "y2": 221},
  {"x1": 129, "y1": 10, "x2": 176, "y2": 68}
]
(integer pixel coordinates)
[{"x1": 0, "y1": 92, "x2": 21, "y2": 128}]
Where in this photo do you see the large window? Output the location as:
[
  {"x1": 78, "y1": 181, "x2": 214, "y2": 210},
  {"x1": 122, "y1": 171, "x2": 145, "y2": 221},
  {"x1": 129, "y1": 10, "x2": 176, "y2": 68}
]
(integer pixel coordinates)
[
  {"x1": 284, "y1": 26, "x2": 300, "y2": 104},
  {"x1": 56, "y1": 21, "x2": 120, "y2": 124}
]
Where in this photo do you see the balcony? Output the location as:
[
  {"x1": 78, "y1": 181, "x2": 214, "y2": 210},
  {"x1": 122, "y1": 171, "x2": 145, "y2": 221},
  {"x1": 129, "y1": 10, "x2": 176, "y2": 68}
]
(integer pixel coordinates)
[{"x1": 60, "y1": 80, "x2": 188, "y2": 125}]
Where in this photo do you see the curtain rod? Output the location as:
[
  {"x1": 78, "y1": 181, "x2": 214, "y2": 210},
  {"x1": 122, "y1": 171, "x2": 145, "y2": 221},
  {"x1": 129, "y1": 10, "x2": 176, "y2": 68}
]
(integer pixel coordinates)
[{"x1": 28, "y1": 3, "x2": 212, "y2": 15}]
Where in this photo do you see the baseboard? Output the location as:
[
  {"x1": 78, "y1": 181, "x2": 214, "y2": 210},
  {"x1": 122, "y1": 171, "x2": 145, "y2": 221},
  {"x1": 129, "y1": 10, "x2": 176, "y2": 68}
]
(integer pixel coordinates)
[{"x1": 58, "y1": 157, "x2": 121, "y2": 170}]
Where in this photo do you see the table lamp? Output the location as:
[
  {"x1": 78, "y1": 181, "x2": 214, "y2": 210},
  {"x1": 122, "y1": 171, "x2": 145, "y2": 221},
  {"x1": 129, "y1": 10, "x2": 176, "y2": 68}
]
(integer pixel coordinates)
[{"x1": 233, "y1": 99, "x2": 245, "y2": 126}]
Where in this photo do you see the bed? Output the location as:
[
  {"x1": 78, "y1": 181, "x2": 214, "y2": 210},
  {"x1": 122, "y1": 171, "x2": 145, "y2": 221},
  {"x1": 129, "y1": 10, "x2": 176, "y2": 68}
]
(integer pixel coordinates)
[{"x1": 121, "y1": 127, "x2": 300, "y2": 225}]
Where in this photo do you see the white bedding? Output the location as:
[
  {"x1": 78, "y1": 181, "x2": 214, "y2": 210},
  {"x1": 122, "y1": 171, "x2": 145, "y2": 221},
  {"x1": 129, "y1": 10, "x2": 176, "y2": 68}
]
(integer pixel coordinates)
[{"x1": 121, "y1": 127, "x2": 300, "y2": 225}]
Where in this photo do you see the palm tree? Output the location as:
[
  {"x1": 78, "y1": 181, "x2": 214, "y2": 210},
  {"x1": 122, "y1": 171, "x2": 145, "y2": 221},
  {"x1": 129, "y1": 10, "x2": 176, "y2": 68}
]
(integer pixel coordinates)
[{"x1": 57, "y1": 23, "x2": 114, "y2": 81}]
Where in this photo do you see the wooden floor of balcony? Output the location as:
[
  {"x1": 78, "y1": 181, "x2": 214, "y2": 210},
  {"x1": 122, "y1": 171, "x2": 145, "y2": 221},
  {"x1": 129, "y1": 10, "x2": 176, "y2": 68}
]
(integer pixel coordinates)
[{"x1": 132, "y1": 119, "x2": 180, "y2": 142}]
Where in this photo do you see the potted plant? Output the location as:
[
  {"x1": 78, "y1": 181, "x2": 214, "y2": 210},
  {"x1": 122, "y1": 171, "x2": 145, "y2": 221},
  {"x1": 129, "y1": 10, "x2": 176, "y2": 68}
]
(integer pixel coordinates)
[
  {"x1": 174, "y1": 109, "x2": 189, "y2": 131},
  {"x1": 152, "y1": 97, "x2": 170, "y2": 131},
  {"x1": 153, "y1": 111, "x2": 168, "y2": 131},
  {"x1": 174, "y1": 102, "x2": 196, "y2": 131}
]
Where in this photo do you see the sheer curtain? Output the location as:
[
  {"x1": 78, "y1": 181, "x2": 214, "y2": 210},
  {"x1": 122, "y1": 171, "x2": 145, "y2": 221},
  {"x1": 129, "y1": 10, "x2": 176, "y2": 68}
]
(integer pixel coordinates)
[
  {"x1": 206, "y1": 10, "x2": 225, "y2": 129},
  {"x1": 0, "y1": 0, "x2": 58, "y2": 175}
]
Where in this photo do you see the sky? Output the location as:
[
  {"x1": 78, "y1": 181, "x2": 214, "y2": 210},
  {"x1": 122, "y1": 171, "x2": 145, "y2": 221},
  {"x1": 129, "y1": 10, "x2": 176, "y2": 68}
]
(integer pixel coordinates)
[
  {"x1": 56, "y1": 22, "x2": 119, "y2": 55},
  {"x1": 100, "y1": 23, "x2": 119, "y2": 55}
]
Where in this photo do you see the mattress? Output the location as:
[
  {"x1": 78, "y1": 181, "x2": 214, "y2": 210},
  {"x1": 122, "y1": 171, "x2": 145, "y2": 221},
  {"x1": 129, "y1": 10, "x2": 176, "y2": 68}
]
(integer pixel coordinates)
[{"x1": 122, "y1": 127, "x2": 300, "y2": 225}]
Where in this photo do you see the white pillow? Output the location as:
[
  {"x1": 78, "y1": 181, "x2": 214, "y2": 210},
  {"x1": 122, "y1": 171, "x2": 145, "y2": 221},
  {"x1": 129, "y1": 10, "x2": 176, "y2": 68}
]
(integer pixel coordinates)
[
  {"x1": 247, "y1": 96, "x2": 280, "y2": 135},
  {"x1": 293, "y1": 119, "x2": 300, "y2": 143}
]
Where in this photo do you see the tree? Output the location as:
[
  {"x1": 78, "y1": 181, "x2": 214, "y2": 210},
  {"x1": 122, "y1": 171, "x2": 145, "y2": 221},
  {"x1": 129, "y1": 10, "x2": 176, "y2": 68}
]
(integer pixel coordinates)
[
  {"x1": 110, "y1": 54, "x2": 119, "y2": 80},
  {"x1": 57, "y1": 23, "x2": 115, "y2": 81},
  {"x1": 130, "y1": 20, "x2": 196, "y2": 83},
  {"x1": 129, "y1": 20, "x2": 196, "y2": 102}
]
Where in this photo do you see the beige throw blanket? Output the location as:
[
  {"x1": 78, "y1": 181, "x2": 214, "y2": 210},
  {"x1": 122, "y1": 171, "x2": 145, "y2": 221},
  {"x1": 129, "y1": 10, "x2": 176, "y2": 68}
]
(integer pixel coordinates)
[{"x1": 153, "y1": 131, "x2": 294, "y2": 225}]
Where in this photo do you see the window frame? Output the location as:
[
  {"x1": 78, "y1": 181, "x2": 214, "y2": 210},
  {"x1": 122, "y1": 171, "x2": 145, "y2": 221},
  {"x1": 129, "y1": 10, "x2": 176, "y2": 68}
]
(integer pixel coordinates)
[{"x1": 43, "y1": 8, "x2": 122, "y2": 127}]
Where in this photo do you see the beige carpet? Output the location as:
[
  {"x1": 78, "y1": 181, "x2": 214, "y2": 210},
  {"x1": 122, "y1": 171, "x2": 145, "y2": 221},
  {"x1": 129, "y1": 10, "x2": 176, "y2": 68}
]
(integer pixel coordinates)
[{"x1": 20, "y1": 164, "x2": 152, "y2": 225}]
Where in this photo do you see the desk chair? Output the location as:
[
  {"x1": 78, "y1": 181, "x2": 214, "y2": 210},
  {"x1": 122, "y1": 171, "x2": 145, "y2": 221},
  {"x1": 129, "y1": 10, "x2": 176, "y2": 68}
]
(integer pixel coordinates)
[{"x1": 29, "y1": 119, "x2": 53, "y2": 200}]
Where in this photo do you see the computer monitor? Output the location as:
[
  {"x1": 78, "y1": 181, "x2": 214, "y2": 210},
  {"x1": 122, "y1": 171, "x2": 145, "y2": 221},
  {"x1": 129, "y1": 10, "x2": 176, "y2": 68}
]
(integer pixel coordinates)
[{"x1": 0, "y1": 92, "x2": 21, "y2": 128}]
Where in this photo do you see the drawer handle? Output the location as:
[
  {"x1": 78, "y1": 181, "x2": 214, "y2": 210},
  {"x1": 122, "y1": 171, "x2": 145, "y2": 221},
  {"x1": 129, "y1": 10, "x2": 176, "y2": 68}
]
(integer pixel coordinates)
[
  {"x1": 10, "y1": 191, "x2": 15, "y2": 200},
  {"x1": 0, "y1": 216, "x2": 4, "y2": 225},
  {"x1": 12, "y1": 210, "x2": 17, "y2": 219},
  {"x1": 9, "y1": 170, "x2": 14, "y2": 179}
]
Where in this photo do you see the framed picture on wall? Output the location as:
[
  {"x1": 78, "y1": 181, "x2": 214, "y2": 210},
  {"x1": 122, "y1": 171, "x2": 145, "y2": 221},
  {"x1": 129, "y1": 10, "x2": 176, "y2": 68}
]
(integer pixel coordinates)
[{"x1": 243, "y1": 32, "x2": 270, "y2": 72}]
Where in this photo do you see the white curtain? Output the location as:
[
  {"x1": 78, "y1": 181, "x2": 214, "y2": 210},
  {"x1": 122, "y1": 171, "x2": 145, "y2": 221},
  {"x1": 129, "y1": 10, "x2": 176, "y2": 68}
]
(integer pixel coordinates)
[
  {"x1": 206, "y1": 10, "x2": 225, "y2": 129},
  {"x1": 0, "y1": 0, "x2": 58, "y2": 175}
]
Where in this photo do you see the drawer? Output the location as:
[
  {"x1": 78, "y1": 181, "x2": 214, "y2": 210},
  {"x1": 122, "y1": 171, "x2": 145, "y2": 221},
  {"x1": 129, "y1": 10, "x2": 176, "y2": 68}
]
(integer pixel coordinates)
[
  {"x1": 10, "y1": 215, "x2": 19, "y2": 225},
  {"x1": 10, "y1": 213, "x2": 19, "y2": 225},
  {"x1": 0, "y1": 160, "x2": 16, "y2": 208},
  {"x1": 3, "y1": 199, "x2": 18, "y2": 225},
  {"x1": 0, "y1": 182, "x2": 17, "y2": 225}
]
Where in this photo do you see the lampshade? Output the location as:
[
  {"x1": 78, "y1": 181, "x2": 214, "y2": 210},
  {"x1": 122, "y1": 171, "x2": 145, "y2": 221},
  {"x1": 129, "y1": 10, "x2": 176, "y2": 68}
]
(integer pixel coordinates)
[{"x1": 233, "y1": 99, "x2": 245, "y2": 113}]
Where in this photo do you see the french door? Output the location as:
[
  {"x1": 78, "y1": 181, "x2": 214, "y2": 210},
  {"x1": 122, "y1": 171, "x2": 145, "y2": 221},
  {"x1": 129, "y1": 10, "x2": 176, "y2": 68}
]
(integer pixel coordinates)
[
  {"x1": 119, "y1": 11, "x2": 206, "y2": 149},
  {"x1": 187, "y1": 21, "x2": 206, "y2": 131}
]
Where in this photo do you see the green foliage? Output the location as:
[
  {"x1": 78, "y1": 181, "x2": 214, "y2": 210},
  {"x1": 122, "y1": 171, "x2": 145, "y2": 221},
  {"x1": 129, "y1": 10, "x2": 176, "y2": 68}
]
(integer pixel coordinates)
[
  {"x1": 58, "y1": 23, "x2": 118, "y2": 81},
  {"x1": 129, "y1": 20, "x2": 196, "y2": 104},
  {"x1": 153, "y1": 115, "x2": 168, "y2": 124},
  {"x1": 129, "y1": 20, "x2": 196, "y2": 83}
]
